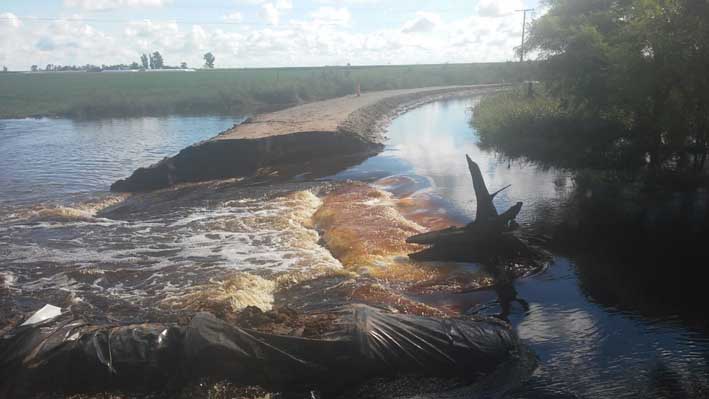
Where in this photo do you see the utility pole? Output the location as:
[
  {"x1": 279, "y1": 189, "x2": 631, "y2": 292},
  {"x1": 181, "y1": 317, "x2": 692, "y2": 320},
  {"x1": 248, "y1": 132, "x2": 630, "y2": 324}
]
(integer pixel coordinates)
[{"x1": 516, "y1": 8, "x2": 534, "y2": 62}]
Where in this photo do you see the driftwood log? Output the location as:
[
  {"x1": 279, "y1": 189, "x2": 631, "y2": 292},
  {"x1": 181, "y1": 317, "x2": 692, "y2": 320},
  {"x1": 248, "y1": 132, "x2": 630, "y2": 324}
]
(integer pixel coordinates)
[{"x1": 407, "y1": 155, "x2": 549, "y2": 268}]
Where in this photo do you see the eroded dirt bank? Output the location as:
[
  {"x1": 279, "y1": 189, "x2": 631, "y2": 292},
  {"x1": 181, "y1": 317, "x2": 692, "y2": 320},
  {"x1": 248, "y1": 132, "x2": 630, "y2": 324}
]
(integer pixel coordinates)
[{"x1": 111, "y1": 84, "x2": 507, "y2": 192}]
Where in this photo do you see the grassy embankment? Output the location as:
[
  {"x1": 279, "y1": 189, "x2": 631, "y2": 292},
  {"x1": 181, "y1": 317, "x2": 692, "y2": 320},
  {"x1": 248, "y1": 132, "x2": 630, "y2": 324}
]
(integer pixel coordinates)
[
  {"x1": 472, "y1": 85, "x2": 636, "y2": 171},
  {"x1": 0, "y1": 63, "x2": 537, "y2": 119},
  {"x1": 473, "y1": 86, "x2": 709, "y2": 184}
]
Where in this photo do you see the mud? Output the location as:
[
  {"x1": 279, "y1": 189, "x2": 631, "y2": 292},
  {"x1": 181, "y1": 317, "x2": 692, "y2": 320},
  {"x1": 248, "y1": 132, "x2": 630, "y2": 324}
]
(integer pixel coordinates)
[{"x1": 111, "y1": 85, "x2": 507, "y2": 192}]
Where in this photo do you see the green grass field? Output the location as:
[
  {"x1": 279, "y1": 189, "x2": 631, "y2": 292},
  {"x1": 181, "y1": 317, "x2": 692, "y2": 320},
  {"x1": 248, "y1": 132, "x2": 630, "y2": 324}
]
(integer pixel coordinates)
[{"x1": 0, "y1": 63, "x2": 537, "y2": 119}]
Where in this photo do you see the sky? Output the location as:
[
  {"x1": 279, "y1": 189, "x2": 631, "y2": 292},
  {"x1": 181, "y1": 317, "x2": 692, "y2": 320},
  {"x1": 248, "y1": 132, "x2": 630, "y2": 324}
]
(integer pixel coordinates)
[{"x1": 0, "y1": 0, "x2": 541, "y2": 70}]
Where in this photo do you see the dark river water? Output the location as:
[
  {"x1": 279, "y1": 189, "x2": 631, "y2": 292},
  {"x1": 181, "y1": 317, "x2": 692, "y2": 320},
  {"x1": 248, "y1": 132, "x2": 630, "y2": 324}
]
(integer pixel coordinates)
[
  {"x1": 1, "y1": 99, "x2": 708, "y2": 398},
  {"x1": 335, "y1": 99, "x2": 709, "y2": 398}
]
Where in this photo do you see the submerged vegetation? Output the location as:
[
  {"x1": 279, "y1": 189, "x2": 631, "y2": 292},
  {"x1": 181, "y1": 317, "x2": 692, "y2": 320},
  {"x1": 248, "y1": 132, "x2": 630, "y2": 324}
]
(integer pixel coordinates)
[
  {"x1": 0, "y1": 62, "x2": 537, "y2": 119},
  {"x1": 474, "y1": 0, "x2": 709, "y2": 177}
]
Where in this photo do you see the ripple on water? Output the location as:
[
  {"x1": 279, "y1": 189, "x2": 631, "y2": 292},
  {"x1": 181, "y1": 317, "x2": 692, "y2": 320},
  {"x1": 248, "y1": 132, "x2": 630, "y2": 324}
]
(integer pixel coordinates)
[
  {"x1": 311, "y1": 179, "x2": 512, "y2": 309},
  {"x1": 1, "y1": 176, "x2": 513, "y2": 325},
  {"x1": 0, "y1": 187, "x2": 344, "y2": 322}
]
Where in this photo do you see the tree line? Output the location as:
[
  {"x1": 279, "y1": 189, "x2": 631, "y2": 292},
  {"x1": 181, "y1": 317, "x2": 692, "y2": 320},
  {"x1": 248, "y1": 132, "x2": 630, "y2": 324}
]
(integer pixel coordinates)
[
  {"x1": 521, "y1": 0, "x2": 709, "y2": 173},
  {"x1": 27, "y1": 51, "x2": 216, "y2": 73},
  {"x1": 474, "y1": 0, "x2": 709, "y2": 176}
]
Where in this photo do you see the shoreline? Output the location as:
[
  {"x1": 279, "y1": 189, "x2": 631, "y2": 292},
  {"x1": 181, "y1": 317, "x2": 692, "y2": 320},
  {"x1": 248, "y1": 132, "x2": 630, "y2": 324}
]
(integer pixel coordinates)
[
  {"x1": 0, "y1": 62, "x2": 537, "y2": 120},
  {"x1": 111, "y1": 84, "x2": 508, "y2": 192}
]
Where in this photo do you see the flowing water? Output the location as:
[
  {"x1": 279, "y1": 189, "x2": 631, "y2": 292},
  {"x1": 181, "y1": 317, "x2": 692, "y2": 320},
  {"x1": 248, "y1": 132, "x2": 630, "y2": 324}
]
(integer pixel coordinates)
[
  {"x1": 0, "y1": 116, "x2": 242, "y2": 206},
  {"x1": 1, "y1": 99, "x2": 708, "y2": 398}
]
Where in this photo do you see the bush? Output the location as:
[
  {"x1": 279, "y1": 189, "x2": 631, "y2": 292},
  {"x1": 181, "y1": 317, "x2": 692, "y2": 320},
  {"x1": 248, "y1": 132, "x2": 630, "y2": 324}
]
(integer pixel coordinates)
[{"x1": 472, "y1": 86, "x2": 641, "y2": 170}]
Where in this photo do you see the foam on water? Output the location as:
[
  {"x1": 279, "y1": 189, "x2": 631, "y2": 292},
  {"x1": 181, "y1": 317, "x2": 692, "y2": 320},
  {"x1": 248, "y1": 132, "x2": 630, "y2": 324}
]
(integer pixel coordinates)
[
  {"x1": 312, "y1": 179, "x2": 494, "y2": 296},
  {"x1": 0, "y1": 188, "x2": 343, "y2": 320},
  {"x1": 0, "y1": 193, "x2": 130, "y2": 223},
  {"x1": 165, "y1": 272, "x2": 277, "y2": 312},
  {"x1": 0, "y1": 177, "x2": 494, "y2": 323}
]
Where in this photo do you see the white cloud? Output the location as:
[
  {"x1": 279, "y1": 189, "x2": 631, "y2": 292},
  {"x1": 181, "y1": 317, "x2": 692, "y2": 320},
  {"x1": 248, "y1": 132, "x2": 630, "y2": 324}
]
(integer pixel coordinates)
[
  {"x1": 64, "y1": 0, "x2": 171, "y2": 11},
  {"x1": 125, "y1": 19, "x2": 179, "y2": 39},
  {"x1": 0, "y1": 4, "x2": 528, "y2": 70},
  {"x1": 477, "y1": 0, "x2": 524, "y2": 17},
  {"x1": 0, "y1": 12, "x2": 22, "y2": 29},
  {"x1": 258, "y1": 0, "x2": 292, "y2": 26},
  {"x1": 186, "y1": 25, "x2": 209, "y2": 51},
  {"x1": 401, "y1": 12, "x2": 441, "y2": 33},
  {"x1": 309, "y1": 7, "x2": 351, "y2": 26},
  {"x1": 260, "y1": 3, "x2": 280, "y2": 25}
]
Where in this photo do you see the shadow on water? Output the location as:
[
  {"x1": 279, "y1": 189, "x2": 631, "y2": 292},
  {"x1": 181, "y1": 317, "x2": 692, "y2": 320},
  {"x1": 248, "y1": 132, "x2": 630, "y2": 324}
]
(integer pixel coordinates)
[
  {"x1": 328, "y1": 97, "x2": 709, "y2": 398},
  {"x1": 504, "y1": 175, "x2": 709, "y2": 398}
]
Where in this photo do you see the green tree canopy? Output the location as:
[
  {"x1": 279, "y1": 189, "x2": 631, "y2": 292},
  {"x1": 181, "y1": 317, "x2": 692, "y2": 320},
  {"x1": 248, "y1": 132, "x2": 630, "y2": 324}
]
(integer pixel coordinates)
[
  {"x1": 203, "y1": 52, "x2": 215, "y2": 69},
  {"x1": 151, "y1": 51, "x2": 164, "y2": 69},
  {"x1": 525, "y1": 0, "x2": 709, "y2": 171}
]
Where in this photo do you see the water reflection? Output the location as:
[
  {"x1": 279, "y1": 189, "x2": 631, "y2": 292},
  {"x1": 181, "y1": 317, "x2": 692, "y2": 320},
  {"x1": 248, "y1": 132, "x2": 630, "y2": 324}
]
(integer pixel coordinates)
[
  {"x1": 510, "y1": 257, "x2": 709, "y2": 398},
  {"x1": 0, "y1": 116, "x2": 242, "y2": 206},
  {"x1": 332, "y1": 98, "x2": 573, "y2": 225},
  {"x1": 332, "y1": 97, "x2": 709, "y2": 398}
]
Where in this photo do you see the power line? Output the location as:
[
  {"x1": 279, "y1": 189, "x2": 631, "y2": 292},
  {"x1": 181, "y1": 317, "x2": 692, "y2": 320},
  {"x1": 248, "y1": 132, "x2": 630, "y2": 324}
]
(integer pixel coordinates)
[{"x1": 515, "y1": 8, "x2": 534, "y2": 62}]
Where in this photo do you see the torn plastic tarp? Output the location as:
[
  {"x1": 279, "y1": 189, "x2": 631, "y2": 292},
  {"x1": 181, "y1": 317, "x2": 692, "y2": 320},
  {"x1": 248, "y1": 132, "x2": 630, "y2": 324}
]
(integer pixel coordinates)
[
  {"x1": 19, "y1": 304, "x2": 62, "y2": 326},
  {"x1": 0, "y1": 304, "x2": 530, "y2": 396}
]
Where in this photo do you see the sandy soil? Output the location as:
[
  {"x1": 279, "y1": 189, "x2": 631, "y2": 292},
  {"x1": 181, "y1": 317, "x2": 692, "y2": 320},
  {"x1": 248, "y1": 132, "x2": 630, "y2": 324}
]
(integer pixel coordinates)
[
  {"x1": 215, "y1": 84, "x2": 505, "y2": 142},
  {"x1": 111, "y1": 84, "x2": 507, "y2": 192}
]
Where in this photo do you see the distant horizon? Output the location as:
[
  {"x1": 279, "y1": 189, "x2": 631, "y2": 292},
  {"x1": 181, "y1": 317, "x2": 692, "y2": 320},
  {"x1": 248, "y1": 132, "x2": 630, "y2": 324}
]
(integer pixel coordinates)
[
  {"x1": 1, "y1": 0, "x2": 541, "y2": 70},
  {"x1": 3, "y1": 60, "x2": 532, "y2": 73}
]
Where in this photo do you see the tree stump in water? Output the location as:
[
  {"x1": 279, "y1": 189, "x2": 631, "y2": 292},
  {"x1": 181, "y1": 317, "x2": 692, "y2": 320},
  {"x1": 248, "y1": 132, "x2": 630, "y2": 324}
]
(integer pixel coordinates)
[{"x1": 407, "y1": 155, "x2": 549, "y2": 269}]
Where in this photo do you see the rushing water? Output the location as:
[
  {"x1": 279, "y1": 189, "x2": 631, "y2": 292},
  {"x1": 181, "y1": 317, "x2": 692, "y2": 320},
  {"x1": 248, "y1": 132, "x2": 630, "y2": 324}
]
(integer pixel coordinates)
[{"x1": 1, "y1": 99, "x2": 708, "y2": 398}]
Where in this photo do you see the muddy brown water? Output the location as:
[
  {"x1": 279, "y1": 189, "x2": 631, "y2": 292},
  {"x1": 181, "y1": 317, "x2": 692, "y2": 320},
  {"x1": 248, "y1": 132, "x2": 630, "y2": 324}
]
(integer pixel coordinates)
[{"x1": 1, "y1": 99, "x2": 708, "y2": 398}]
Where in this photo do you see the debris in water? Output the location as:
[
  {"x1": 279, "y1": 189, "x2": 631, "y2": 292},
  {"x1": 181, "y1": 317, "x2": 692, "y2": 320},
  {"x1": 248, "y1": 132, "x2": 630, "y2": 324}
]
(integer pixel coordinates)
[
  {"x1": 407, "y1": 155, "x2": 550, "y2": 270},
  {"x1": 20, "y1": 304, "x2": 62, "y2": 326}
]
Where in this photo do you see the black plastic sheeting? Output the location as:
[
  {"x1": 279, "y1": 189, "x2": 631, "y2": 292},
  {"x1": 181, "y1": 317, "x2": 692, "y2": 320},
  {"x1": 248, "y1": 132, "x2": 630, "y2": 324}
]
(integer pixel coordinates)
[{"x1": 0, "y1": 304, "x2": 530, "y2": 396}]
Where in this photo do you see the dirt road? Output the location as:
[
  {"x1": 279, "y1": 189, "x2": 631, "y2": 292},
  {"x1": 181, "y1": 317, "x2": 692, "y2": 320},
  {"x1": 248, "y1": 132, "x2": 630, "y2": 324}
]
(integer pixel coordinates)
[
  {"x1": 112, "y1": 84, "x2": 507, "y2": 192},
  {"x1": 215, "y1": 84, "x2": 505, "y2": 142}
]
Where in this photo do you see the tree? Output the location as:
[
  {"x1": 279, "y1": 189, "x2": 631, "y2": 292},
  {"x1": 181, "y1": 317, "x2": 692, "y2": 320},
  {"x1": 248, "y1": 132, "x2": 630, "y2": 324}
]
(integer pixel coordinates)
[
  {"x1": 30, "y1": 65, "x2": 38, "y2": 72},
  {"x1": 524, "y1": 0, "x2": 709, "y2": 172},
  {"x1": 180, "y1": 62, "x2": 188, "y2": 69},
  {"x1": 130, "y1": 62, "x2": 140, "y2": 70},
  {"x1": 150, "y1": 51, "x2": 164, "y2": 69},
  {"x1": 203, "y1": 52, "x2": 215, "y2": 69},
  {"x1": 2, "y1": 66, "x2": 7, "y2": 73},
  {"x1": 141, "y1": 54, "x2": 149, "y2": 69}
]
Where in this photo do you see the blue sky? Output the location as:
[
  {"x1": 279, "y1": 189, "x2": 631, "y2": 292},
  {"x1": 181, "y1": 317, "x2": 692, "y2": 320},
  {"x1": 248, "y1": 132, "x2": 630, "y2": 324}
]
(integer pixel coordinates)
[{"x1": 0, "y1": 0, "x2": 541, "y2": 70}]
